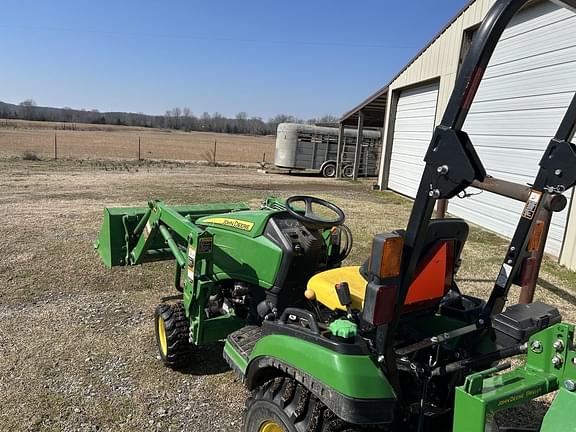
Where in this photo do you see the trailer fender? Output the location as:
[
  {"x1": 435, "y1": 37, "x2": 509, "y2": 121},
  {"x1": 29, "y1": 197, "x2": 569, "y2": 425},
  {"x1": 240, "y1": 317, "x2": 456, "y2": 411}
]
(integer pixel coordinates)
[
  {"x1": 245, "y1": 334, "x2": 396, "y2": 425},
  {"x1": 320, "y1": 160, "x2": 337, "y2": 177}
]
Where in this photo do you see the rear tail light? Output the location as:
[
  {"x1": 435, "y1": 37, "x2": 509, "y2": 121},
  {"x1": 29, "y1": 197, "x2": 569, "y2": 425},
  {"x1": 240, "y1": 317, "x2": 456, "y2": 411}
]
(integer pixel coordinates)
[
  {"x1": 363, "y1": 283, "x2": 398, "y2": 326},
  {"x1": 363, "y1": 233, "x2": 404, "y2": 326}
]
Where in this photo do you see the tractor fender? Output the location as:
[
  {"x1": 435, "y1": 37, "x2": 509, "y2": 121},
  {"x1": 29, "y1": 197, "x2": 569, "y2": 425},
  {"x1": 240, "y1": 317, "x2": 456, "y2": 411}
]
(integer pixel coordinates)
[{"x1": 245, "y1": 334, "x2": 396, "y2": 425}]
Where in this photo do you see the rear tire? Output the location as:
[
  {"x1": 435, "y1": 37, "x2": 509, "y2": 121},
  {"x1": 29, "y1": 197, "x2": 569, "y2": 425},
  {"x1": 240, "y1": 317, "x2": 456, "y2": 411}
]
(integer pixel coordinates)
[
  {"x1": 321, "y1": 163, "x2": 336, "y2": 178},
  {"x1": 243, "y1": 377, "x2": 359, "y2": 432},
  {"x1": 154, "y1": 302, "x2": 193, "y2": 369},
  {"x1": 342, "y1": 165, "x2": 354, "y2": 178}
]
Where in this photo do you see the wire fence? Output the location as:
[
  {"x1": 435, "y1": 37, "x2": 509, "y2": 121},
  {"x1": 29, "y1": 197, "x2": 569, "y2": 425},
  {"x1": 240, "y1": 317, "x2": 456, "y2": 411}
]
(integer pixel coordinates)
[{"x1": 0, "y1": 126, "x2": 275, "y2": 165}]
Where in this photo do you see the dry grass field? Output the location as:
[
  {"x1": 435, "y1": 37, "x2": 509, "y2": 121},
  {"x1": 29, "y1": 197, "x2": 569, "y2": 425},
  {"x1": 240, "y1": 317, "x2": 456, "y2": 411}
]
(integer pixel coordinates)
[
  {"x1": 0, "y1": 119, "x2": 275, "y2": 164},
  {"x1": 1, "y1": 156, "x2": 575, "y2": 431}
]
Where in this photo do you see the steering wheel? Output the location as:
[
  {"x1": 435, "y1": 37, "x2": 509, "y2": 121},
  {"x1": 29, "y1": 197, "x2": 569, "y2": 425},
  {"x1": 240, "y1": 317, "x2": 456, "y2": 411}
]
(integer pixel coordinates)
[{"x1": 285, "y1": 195, "x2": 345, "y2": 229}]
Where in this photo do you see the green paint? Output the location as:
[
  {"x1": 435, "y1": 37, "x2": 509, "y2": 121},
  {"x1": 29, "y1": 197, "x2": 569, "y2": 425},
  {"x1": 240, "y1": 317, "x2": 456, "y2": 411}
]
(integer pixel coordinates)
[
  {"x1": 453, "y1": 323, "x2": 576, "y2": 432},
  {"x1": 210, "y1": 233, "x2": 282, "y2": 289},
  {"x1": 224, "y1": 340, "x2": 248, "y2": 372},
  {"x1": 95, "y1": 201, "x2": 249, "y2": 267},
  {"x1": 197, "y1": 210, "x2": 277, "y2": 238},
  {"x1": 248, "y1": 334, "x2": 396, "y2": 400},
  {"x1": 95, "y1": 206, "x2": 149, "y2": 267},
  {"x1": 541, "y1": 387, "x2": 576, "y2": 431}
]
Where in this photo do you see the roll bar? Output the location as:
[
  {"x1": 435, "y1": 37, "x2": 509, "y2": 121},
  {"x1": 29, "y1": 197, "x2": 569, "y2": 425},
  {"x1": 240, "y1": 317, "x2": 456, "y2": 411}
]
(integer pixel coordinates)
[{"x1": 382, "y1": 0, "x2": 576, "y2": 394}]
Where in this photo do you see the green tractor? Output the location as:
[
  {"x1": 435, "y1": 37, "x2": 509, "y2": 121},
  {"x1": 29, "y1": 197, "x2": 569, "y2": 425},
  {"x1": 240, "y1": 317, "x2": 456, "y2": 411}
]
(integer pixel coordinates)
[{"x1": 95, "y1": 0, "x2": 576, "y2": 430}]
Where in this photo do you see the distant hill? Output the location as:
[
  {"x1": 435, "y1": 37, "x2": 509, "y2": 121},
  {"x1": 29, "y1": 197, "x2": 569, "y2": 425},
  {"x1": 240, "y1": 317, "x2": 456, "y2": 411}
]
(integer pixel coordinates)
[
  {"x1": 0, "y1": 100, "x2": 167, "y2": 128},
  {"x1": 0, "y1": 101, "x2": 339, "y2": 136}
]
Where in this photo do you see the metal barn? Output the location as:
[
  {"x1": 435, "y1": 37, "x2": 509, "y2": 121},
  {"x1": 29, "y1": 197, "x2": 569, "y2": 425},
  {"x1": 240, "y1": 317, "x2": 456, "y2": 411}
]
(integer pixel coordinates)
[{"x1": 340, "y1": 0, "x2": 576, "y2": 269}]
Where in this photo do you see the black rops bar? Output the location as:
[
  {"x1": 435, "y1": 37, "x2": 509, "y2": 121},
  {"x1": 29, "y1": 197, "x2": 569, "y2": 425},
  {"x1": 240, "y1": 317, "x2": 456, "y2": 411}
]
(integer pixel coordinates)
[
  {"x1": 380, "y1": 0, "x2": 576, "y2": 397},
  {"x1": 481, "y1": 92, "x2": 576, "y2": 319}
]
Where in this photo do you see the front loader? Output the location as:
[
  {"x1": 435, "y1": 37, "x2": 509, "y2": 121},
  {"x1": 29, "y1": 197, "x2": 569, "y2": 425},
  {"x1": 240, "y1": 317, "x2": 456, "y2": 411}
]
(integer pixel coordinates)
[{"x1": 95, "y1": 0, "x2": 576, "y2": 430}]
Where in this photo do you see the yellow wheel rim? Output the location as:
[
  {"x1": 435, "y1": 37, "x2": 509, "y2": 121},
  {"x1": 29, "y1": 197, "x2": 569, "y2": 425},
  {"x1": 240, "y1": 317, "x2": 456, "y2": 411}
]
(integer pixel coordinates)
[
  {"x1": 157, "y1": 317, "x2": 168, "y2": 356},
  {"x1": 259, "y1": 420, "x2": 284, "y2": 432}
]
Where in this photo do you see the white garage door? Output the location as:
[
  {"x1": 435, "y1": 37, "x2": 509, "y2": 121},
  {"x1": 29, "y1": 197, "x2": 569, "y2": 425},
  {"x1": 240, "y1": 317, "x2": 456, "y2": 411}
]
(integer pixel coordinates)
[
  {"x1": 448, "y1": 0, "x2": 576, "y2": 257},
  {"x1": 388, "y1": 82, "x2": 439, "y2": 198}
]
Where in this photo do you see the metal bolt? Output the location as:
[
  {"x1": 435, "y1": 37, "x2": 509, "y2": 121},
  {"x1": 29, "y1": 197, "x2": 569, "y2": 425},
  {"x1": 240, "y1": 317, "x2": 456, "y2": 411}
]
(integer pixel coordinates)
[
  {"x1": 478, "y1": 319, "x2": 485, "y2": 326},
  {"x1": 510, "y1": 246, "x2": 516, "y2": 252},
  {"x1": 429, "y1": 189, "x2": 441, "y2": 198},
  {"x1": 552, "y1": 355, "x2": 563, "y2": 368},
  {"x1": 507, "y1": 259, "x2": 513, "y2": 265},
  {"x1": 377, "y1": 355, "x2": 385, "y2": 363},
  {"x1": 531, "y1": 340, "x2": 543, "y2": 353},
  {"x1": 565, "y1": 380, "x2": 576, "y2": 392},
  {"x1": 437, "y1": 165, "x2": 449, "y2": 175},
  {"x1": 572, "y1": 357, "x2": 576, "y2": 367},
  {"x1": 430, "y1": 336, "x2": 439, "y2": 344},
  {"x1": 555, "y1": 169, "x2": 563, "y2": 176},
  {"x1": 553, "y1": 340, "x2": 565, "y2": 352}
]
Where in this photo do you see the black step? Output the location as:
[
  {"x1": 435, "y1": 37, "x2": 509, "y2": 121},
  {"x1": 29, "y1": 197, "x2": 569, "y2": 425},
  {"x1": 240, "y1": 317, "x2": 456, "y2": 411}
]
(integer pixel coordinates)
[
  {"x1": 224, "y1": 326, "x2": 263, "y2": 379},
  {"x1": 228, "y1": 325, "x2": 263, "y2": 361}
]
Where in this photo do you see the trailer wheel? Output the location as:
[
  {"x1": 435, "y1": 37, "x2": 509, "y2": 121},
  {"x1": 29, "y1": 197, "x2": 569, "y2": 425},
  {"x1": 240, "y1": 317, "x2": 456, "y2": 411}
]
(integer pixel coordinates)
[
  {"x1": 342, "y1": 165, "x2": 354, "y2": 178},
  {"x1": 154, "y1": 302, "x2": 193, "y2": 369},
  {"x1": 321, "y1": 163, "x2": 336, "y2": 178},
  {"x1": 243, "y1": 377, "x2": 362, "y2": 432}
]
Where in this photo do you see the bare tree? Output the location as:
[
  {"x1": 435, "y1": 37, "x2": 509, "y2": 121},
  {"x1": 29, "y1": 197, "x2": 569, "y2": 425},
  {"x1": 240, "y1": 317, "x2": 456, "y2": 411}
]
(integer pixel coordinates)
[{"x1": 19, "y1": 99, "x2": 37, "y2": 120}]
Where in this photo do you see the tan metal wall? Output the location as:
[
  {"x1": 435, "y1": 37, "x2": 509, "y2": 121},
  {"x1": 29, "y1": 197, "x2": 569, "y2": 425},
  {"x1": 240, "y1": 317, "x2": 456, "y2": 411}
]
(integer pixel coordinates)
[
  {"x1": 376, "y1": 0, "x2": 576, "y2": 270},
  {"x1": 378, "y1": 0, "x2": 495, "y2": 187}
]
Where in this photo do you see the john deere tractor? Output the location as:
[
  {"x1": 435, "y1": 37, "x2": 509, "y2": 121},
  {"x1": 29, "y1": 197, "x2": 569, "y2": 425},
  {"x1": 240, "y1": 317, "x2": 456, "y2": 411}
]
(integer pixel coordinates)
[{"x1": 95, "y1": 0, "x2": 576, "y2": 430}]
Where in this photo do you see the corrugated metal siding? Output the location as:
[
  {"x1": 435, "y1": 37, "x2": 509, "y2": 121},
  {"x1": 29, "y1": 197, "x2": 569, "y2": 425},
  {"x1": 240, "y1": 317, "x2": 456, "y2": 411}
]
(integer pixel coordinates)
[
  {"x1": 377, "y1": 0, "x2": 576, "y2": 263},
  {"x1": 446, "y1": 1, "x2": 576, "y2": 256},
  {"x1": 388, "y1": 82, "x2": 440, "y2": 198}
]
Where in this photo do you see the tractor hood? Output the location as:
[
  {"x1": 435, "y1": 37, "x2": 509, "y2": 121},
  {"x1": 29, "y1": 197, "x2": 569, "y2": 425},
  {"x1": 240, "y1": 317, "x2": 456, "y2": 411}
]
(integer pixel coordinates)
[{"x1": 196, "y1": 211, "x2": 275, "y2": 238}]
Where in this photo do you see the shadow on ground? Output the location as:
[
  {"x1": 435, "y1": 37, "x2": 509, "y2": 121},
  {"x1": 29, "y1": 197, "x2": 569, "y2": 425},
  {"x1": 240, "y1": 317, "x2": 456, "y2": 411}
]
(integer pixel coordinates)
[
  {"x1": 538, "y1": 277, "x2": 576, "y2": 306},
  {"x1": 179, "y1": 342, "x2": 230, "y2": 376}
]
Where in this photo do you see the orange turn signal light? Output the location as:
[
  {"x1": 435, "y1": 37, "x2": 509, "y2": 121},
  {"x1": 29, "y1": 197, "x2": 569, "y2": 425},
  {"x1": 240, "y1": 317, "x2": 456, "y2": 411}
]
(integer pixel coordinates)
[{"x1": 379, "y1": 236, "x2": 404, "y2": 278}]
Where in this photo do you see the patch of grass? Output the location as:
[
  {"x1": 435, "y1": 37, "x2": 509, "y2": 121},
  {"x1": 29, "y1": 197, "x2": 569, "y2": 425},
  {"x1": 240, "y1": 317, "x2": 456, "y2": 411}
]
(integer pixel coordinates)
[
  {"x1": 467, "y1": 225, "x2": 508, "y2": 247},
  {"x1": 541, "y1": 260, "x2": 576, "y2": 288},
  {"x1": 371, "y1": 190, "x2": 412, "y2": 206}
]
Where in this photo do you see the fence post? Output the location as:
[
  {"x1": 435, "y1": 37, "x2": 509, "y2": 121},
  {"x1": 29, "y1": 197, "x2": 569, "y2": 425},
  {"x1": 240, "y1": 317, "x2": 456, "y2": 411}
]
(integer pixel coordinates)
[
  {"x1": 138, "y1": 136, "x2": 141, "y2": 160},
  {"x1": 54, "y1": 132, "x2": 58, "y2": 160},
  {"x1": 213, "y1": 139, "x2": 217, "y2": 165}
]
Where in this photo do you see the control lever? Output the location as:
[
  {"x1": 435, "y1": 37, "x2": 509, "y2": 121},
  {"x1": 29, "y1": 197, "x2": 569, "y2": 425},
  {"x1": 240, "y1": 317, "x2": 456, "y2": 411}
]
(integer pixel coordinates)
[{"x1": 335, "y1": 282, "x2": 353, "y2": 319}]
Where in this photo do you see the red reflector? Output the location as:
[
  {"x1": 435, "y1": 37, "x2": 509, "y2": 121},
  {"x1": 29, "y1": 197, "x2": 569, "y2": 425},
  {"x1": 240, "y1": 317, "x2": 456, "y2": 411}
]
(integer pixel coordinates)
[{"x1": 372, "y1": 285, "x2": 398, "y2": 326}]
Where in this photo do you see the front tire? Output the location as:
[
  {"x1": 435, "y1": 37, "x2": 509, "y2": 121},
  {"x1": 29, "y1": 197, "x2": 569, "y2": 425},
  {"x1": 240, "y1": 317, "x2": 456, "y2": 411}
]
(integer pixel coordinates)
[
  {"x1": 243, "y1": 377, "x2": 353, "y2": 432},
  {"x1": 321, "y1": 163, "x2": 336, "y2": 178},
  {"x1": 154, "y1": 302, "x2": 193, "y2": 369}
]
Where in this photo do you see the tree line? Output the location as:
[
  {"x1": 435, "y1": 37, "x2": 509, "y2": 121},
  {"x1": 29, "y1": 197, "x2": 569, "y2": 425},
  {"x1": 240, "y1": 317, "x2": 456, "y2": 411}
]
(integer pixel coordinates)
[{"x1": 0, "y1": 100, "x2": 339, "y2": 135}]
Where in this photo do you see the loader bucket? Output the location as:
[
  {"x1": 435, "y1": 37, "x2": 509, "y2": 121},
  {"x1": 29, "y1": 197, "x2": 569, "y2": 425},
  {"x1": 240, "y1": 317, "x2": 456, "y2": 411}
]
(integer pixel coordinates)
[{"x1": 94, "y1": 206, "x2": 150, "y2": 268}]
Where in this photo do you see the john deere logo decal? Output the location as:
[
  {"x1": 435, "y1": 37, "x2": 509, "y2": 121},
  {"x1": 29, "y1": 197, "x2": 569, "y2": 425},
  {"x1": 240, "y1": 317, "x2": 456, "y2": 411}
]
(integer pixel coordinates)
[{"x1": 202, "y1": 217, "x2": 254, "y2": 232}]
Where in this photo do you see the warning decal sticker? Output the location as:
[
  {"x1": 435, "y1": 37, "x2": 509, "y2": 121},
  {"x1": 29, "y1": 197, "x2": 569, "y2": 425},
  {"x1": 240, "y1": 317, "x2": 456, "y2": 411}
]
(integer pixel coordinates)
[
  {"x1": 198, "y1": 237, "x2": 213, "y2": 254},
  {"x1": 521, "y1": 191, "x2": 542, "y2": 220},
  {"x1": 187, "y1": 245, "x2": 196, "y2": 283},
  {"x1": 496, "y1": 263, "x2": 513, "y2": 287}
]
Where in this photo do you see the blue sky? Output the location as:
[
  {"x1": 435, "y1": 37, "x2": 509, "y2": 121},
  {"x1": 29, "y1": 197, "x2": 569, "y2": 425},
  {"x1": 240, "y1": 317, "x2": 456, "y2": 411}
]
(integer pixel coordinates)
[{"x1": 1, "y1": 0, "x2": 467, "y2": 120}]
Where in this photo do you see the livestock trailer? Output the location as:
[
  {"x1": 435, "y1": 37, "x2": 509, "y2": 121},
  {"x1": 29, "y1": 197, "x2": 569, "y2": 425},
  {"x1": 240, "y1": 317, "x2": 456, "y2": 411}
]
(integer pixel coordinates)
[{"x1": 274, "y1": 123, "x2": 381, "y2": 177}]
